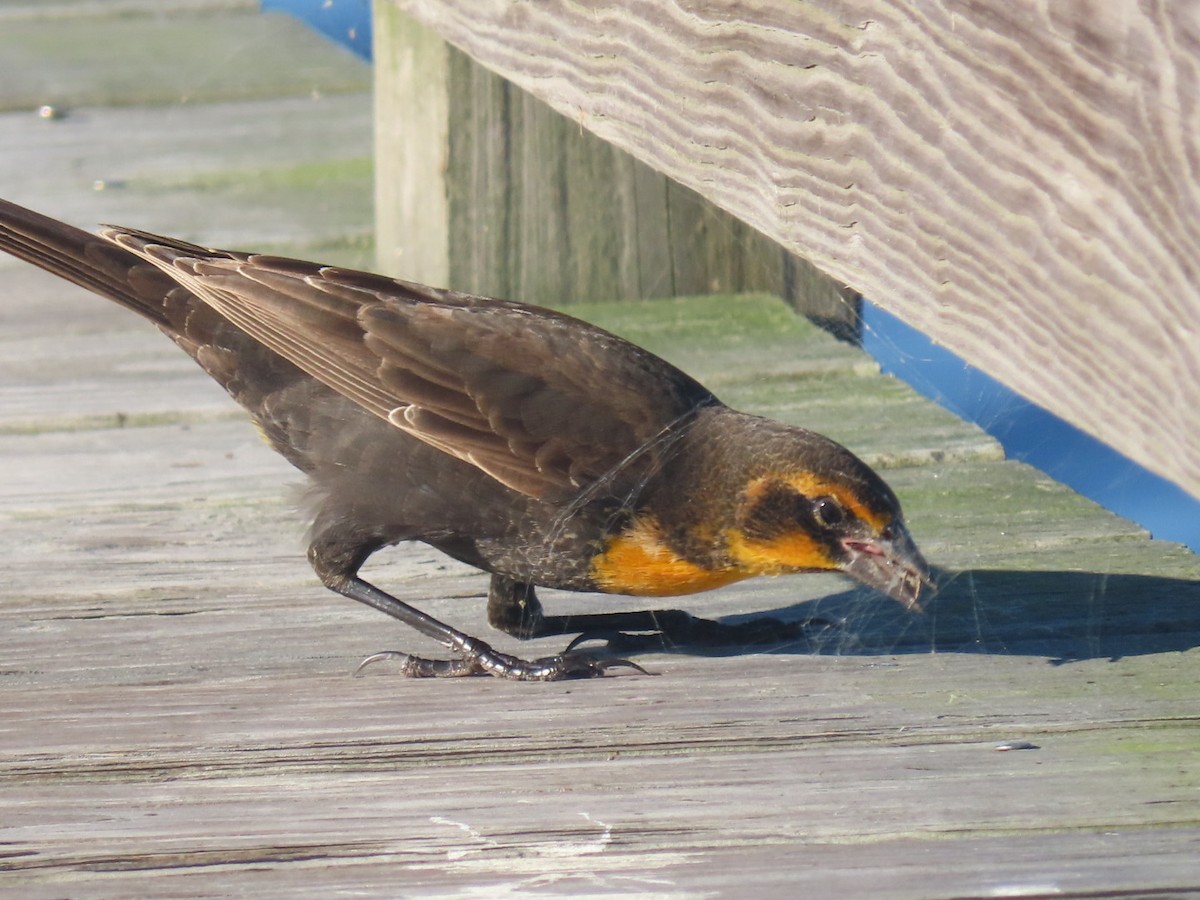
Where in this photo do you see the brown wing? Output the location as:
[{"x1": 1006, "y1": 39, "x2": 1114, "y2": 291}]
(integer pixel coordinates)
[{"x1": 105, "y1": 228, "x2": 718, "y2": 500}]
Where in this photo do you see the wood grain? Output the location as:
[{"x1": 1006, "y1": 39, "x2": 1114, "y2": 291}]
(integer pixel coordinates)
[
  {"x1": 373, "y1": 3, "x2": 451, "y2": 285},
  {"x1": 374, "y1": 10, "x2": 861, "y2": 331},
  {"x1": 386, "y1": 0, "x2": 1200, "y2": 498}
]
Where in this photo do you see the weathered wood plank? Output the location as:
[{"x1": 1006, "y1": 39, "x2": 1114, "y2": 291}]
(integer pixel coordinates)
[
  {"x1": 372, "y1": 2, "x2": 451, "y2": 285},
  {"x1": 373, "y1": 8, "x2": 861, "y2": 332},
  {"x1": 5, "y1": 282, "x2": 1199, "y2": 900},
  {"x1": 0, "y1": 96, "x2": 374, "y2": 255},
  {"x1": 7, "y1": 271, "x2": 1199, "y2": 894},
  {"x1": 384, "y1": 0, "x2": 1200, "y2": 500},
  {"x1": 0, "y1": 6, "x2": 365, "y2": 111}
]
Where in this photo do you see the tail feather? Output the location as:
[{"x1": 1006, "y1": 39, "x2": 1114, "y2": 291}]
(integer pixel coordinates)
[
  {"x1": 0, "y1": 198, "x2": 367, "y2": 474},
  {"x1": 0, "y1": 198, "x2": 177, "y2": 329}
]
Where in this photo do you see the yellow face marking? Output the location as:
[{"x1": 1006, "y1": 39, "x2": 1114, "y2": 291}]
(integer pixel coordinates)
[
  {"x1": 724, "y1": 527, "x2": 836, "y2": 575},
  {"x1": 590, "y1": 517, "x2": 747, "y2": 597},
  {"x1": 743, "y1": 473, "x2": 889, "y2": 533},
  {"x1": 591, "y1": 472, "x2": 892, "y2": 596},
  {"x1": 723, "y1": 472, "x2": 890, "y2": 574}
]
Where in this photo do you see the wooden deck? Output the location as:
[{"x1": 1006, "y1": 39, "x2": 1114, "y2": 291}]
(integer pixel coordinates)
[{"x1": 2, "y1": 5, "x2": 1199, "y2": 897}]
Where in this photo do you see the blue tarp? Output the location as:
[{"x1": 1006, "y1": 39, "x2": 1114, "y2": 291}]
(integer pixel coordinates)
[{"x1": 262, "y1": 0, "x2": 372, "y2": 60}]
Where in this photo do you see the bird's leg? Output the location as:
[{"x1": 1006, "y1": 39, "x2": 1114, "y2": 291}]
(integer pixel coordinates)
[
  {"x1": 485, "y1": 575, "x2": 547, "y2": 637},
  {"x1": 308, "y1": 538, "x2": 644, "y2": 680},
  {"x1": 487, "y1": 575, "x2": 834, "y2": 649}
]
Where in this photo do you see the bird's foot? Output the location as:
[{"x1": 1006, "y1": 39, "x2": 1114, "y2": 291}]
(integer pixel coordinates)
[{"x1": 354, "y1": 635, "x2": 650, "y2": 681}]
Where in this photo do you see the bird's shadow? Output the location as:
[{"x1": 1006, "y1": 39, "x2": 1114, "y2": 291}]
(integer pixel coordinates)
[{"x1": 589, "y1": 567, "x2": 1200, "y2": 665}]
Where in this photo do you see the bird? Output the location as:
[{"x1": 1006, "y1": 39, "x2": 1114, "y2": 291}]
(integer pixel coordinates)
[{"x1": 0, "y1": 198, "x2": 932, "y2": 680}]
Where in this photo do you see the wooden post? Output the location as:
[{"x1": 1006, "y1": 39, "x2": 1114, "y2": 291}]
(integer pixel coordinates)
[
  {"x1": 372, "y1": 4, "x2": 859, "y2": 335},
  {"x1": 372, "y1": 2, "x2": 450, "y2": 286}
]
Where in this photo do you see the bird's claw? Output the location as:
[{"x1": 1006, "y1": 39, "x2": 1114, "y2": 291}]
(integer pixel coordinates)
[{"x1": 354, "y1": 637, "x2": 650, "y2": 681}]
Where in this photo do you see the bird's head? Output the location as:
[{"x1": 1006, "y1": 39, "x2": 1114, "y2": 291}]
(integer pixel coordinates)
[{"x1": 724, "y1": 430, "x2": 932, "y2": 611}]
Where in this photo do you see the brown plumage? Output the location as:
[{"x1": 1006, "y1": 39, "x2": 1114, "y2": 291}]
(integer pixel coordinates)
[{"x1": 0, "y1": 198, "x2": 931, "y2": 680}]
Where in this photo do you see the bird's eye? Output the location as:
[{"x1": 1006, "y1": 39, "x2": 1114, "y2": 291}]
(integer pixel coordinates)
[{"x1": 811, "y1": 496, "x2": 844, "y2": 528}]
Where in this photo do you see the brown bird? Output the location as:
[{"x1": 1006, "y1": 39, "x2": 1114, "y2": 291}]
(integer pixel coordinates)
[{"x1": 0, "y1": 198, "x2": 932, "y2": 680}]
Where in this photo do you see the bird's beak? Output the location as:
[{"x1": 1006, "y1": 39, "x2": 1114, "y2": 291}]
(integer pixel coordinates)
[{"x1": 840, "y1": 524, "x2": 933, "y2": 612}]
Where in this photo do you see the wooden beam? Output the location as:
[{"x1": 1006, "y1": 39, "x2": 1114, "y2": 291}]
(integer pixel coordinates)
[
  {"x1": 384, "y1": 0, "x2": 1200, "y2": 500},
  {"x1": 373, "y1": 7, "x2": 860, "y2": 333},
  {"x1": 373, "y1": 3, "x2": 450, "y2": 285}
]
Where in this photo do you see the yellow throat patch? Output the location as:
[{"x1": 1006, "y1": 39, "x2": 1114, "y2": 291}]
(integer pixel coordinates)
[{"x1": 589, "y1": 516, "x2": 746, "y2": 597}]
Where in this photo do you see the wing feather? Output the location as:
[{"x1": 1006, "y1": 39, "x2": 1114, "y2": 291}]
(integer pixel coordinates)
[{"x1": 105, "y1": 229, "x2": 718, "y2": 500}]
